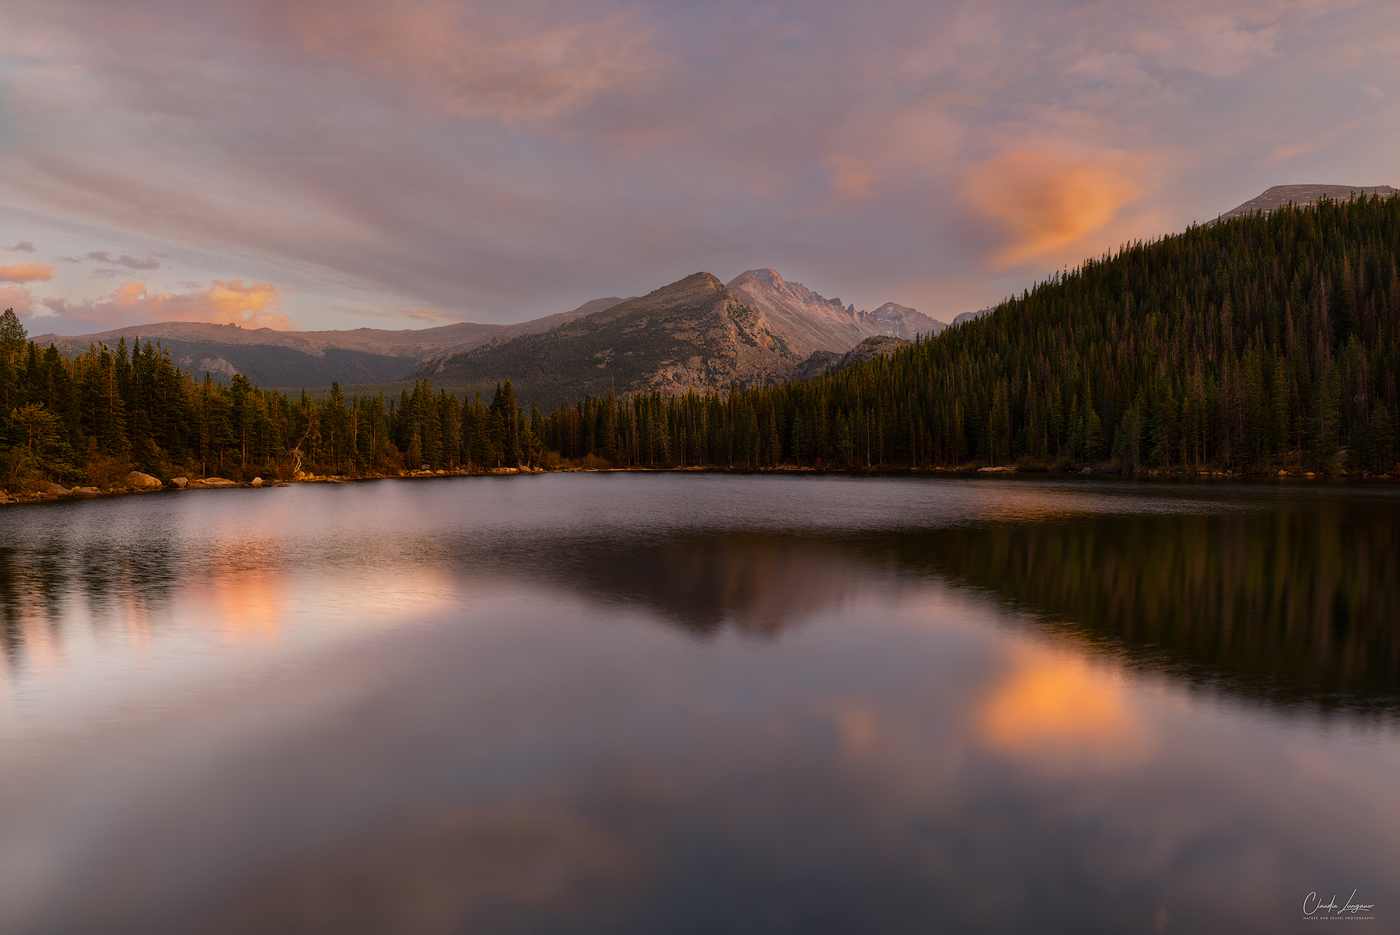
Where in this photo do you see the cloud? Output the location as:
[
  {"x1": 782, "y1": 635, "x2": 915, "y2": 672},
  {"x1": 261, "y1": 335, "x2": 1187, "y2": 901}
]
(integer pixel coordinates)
[
  {"x1": 87, "y1": 251, "x2": 161, "y2": 269},
  {"x1": 5, "y1": 241, "x2": 36, "y2": 253},
  {"x1": 0, "y1": 284, "x2": 37, "y2": 315},
  {"x1": 0, "y1": 262, "x2": 57, "y2": 283},
  {"x1": 824, "y1": 156, "x2": 874, "y2": 201},
  {"x1": 1132, "y1": 14, "x2": 1278, "y2": 78},
  {"x1": 258, "y1": 0, "x2": 653, "y2": 121},
  {"x1": 401, "y1": 308, "x2": 468, "y2": 324},
  {"x1": 965, "y1": 148, "x2": 1146, "y2": 268},
  {"x1": 41, "y1": 279, "x2": 293, "y2": 330}
]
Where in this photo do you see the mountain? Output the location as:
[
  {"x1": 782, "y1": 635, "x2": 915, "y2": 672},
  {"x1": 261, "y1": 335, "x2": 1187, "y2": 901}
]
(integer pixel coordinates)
[
  {"x1": 418, "y1": 272, "x2": 800, "y2": 406},
  {"x1": 1219, "y1": 184, "x2": 1395, "y2": 220},
  {"x1": 29, "y1": 264, "x2": 942, "y2": 398},
  {"x1": 793, "y1": 335, "x2": 912, "y2": 380},
  {"x1": 951, "y1": 307, "x2": 996, "y2": 326},
  {"x1": 725, "y1": 269, "x2": 944, "y2": 357},
  {"x1": 863, "y1": 302, "x2": 944, "y2": 339},
  {"x1": 31, "y1": 297, "x2": 632, "y2": 388}
]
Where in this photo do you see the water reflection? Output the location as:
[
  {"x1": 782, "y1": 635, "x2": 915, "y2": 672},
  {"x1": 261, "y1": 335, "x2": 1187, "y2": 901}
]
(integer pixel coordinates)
[
  {"x1": 976, "y1": 647, "x2": 1142, "y2": 757},
  {"x1": 3, "y1": 482, "x2": 1399, "y2": 712},
  {"x1": 523, "y1": 533, "x2": 874, "y2": 638},
  {"x1": 212, "y1": 804, "x2": 633, "y2": 935},
  {"x1": 871, "y1": 505, "x2": 1400, "y2": 711},
  {"x1": 1, "y1": 478, "x2": 1399, "y2": 934}
]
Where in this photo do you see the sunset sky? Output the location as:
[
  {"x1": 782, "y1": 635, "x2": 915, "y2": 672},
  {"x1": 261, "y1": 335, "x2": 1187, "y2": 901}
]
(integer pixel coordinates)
[{"x1": 1, "y1": 0, "x2": 1396, "y2": 333}]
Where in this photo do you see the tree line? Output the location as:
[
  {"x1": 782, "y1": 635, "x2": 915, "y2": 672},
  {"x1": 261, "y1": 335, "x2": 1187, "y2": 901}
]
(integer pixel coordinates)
[
  {"x1": 0, "y1": 312, "x2": 545, "y2": 488},
  {"x1": 3, "y1": 193, "x2": 1398, "y2": 488}
]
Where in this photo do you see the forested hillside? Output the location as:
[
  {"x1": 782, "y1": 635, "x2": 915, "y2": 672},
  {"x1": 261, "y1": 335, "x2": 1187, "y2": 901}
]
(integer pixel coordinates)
[
  {"x1": 539, "y1": 194, "x2": 1399, "y2": 473},
  {"x1": 2, "y1": 194, "x2": 1398, "y2": 492}
]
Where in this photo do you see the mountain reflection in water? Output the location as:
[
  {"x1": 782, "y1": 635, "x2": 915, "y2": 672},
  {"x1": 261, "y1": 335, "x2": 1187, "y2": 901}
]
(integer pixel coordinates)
[
  {"x1": 4, "y1": 480, "x2": 1398, "y2": 707},
  {"x1": 1, "y1": 476, "x2": 1398, "y2": 934},
  {"x1": 499, "y1": 501, "x2": 1400, "y2": 710}
]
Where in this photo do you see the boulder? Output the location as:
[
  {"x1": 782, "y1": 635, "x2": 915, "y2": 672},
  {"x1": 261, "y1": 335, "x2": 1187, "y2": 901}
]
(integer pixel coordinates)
[
  {"x1": 250, "y1": 477, "x2": 264, "y2": 487},
  {"x1": 189, "y1": 477, "x2": 239, "y2": 488},
  {"x1": 170, "y1": 477, "x2": 189, "y2": 488},
  {"x1": 71, "y1": 486, "x2": 101, "y2": 496},
  {"x1": 125, "y1": 471, "x2": 163, "y2": 489},
  {"x1": 38, "y1": 481, "x2": 70, "y2": 495}
]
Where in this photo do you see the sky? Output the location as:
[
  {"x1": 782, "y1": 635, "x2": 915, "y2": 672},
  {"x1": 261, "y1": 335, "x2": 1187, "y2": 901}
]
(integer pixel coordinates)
[{"x1": 0, "y1": 0, "x2": 1397, "y2": 334}]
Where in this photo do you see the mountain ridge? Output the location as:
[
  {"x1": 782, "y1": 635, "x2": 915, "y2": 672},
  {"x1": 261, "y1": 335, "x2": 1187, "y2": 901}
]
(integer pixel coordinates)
[
  {"x1": 1219, "y1": 184, "x2": 1395, "y2": 220},
  {"x1": 417, "y1": 272, "x2": 802, "y2": 406},
  {"x1": 725, "y1": 268, "x2": 944, "y2": 356}
]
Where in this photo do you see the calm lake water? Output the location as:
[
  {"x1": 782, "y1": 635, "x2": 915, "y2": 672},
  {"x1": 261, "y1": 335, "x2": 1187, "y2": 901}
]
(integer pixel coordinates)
[{"x1": 1, "y1": 474, "x2": 1397, "y2": 934}]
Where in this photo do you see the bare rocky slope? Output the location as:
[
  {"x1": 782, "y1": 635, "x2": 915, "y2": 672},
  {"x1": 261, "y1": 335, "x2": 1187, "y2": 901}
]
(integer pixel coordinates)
[
  {"x1": 1219, "y1": 184, "x2": 1395, "y2": 220},
  {"x1": 418, "y1": 272, "x2": 802, "y2": 406},
  {"x1": 952, "y1": 307, "x2": 996, "y2": 326},
  {"x1": 725, "y1": 268, "x2": 944, "y2": 356}
]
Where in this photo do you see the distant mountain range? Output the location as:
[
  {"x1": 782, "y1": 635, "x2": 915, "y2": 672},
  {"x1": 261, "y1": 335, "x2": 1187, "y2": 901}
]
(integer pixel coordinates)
[
  {"x1": 417, "y1": 270, "x2": 952, "y2": 406},
  {"x1": 31, "y1": 298, "x2": 630, "y2": 390},
  {"x1": 33, "y1": 269, "x2": 950, "y2": 402}
]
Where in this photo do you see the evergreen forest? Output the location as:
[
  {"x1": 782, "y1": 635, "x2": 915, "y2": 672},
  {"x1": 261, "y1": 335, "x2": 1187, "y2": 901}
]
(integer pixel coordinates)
[{"x1": 2, "y1": 194, "x2": 1398, "y2": 492}]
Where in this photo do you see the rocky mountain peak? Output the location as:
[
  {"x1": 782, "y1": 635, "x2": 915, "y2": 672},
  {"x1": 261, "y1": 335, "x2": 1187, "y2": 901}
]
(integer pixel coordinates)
[
  {"x1": 725, "y1": 268, "x2": 948, "y2": 355},
  {"x1": 731, "y1": 268, "x2": 787, "y2": 289},
  {"x1": 1219, "y1": 184, "x2": 1396, "y2": 220},
  {"x1": 869, "y1": 302, "x2": 916, "y2": 317}
]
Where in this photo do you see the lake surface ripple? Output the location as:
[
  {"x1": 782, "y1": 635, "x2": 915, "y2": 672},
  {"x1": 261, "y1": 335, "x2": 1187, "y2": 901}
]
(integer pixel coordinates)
[{"x1": 1, "y1": 474, "x2": 1397, "y2": 934}]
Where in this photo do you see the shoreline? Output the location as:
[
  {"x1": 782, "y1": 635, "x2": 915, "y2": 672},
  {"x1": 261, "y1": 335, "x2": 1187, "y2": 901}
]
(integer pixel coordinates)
[{"x1": 3, "y1": 462, "x2": 1392, "y2": 507}]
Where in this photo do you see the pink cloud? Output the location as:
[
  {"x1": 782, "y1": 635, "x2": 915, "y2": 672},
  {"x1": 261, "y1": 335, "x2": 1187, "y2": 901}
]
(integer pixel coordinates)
[
  {"x1": 1132, "y1": 14, "x2": 1278, "y2": 79},
  {"x1": 260, "y1": 0, "x2": 654, "y2": 121},
  {"x1": 0, "y1": 262, "x2": 57, "y2": 282},
  {"x1": 42, "y1": 280, "x2": 294, "y2": 330},
  {"x1": 824, "y1": 156, "x2": 874, "y2": 201},
  {"x1": 0, "y1": 284, "x2": 37, "y2": 315}
]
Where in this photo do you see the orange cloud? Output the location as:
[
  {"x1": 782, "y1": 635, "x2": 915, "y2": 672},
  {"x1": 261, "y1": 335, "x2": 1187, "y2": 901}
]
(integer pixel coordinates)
[
  {"x1": 966, "y1": 148, "x2": 1145, "y2": 268},
  {"x1": 43, "y1": 280, "x2": 293, "y2": 330},
  {"x1": 265, "y1": 0, "x2": 652, "y2": 121},
  {"x1": 0, "y1": 262, "x2": 57, "y2": 283}
]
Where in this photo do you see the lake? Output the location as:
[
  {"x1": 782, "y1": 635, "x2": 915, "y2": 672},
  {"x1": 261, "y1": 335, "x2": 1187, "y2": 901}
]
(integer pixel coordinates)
[{"x1": 1, "y1": 474, "x2": 1397, "y2": 934}]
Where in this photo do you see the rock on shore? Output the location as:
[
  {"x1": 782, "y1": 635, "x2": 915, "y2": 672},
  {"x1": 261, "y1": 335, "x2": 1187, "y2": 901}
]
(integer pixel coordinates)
[
  {"x1": 125, "y1": 471, "x2": 163, "y2": 489},
  {"x1": 188, "y1": 477, "x2": 239, "y2": 488}
]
